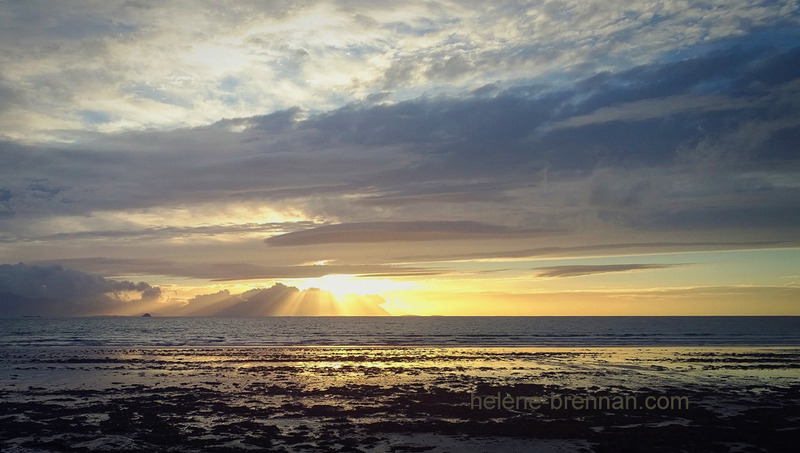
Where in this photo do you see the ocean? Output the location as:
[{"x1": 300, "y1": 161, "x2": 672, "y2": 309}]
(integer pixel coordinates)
[
  {"x1": 1, "y1": 316, "x2": 799, "y2": 347},
  {"x1": 2, "y1": 316, "x2": 799, "y2": 451}
]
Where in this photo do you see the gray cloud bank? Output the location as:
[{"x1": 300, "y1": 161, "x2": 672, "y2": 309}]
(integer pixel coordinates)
[
  {"x1": 0, "y1": 263, "x2": 161, "y2": 316},
  {"x1": 0, "y1": 263, "x2": 388, "y2": 317},
  {"x1": 2, "y1": 40, "x2": 797, "y2": 229}
]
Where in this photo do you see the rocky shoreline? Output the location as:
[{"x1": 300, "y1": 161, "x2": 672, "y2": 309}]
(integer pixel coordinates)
[{"x1": 1, "y1": 347, "x2": 798, "y2": 451}]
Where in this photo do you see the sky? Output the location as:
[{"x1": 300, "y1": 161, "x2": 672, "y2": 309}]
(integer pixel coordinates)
[{"x1": 1, "y1": 0, "x2": 799, "y2": 316}]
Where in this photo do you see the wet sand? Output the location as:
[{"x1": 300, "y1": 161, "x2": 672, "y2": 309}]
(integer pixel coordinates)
[{"x1": 1, "y1": 347, "x2": 798, "y2": 452}]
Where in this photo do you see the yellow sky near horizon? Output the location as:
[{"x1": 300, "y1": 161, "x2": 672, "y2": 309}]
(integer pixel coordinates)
[{"x1": 131, "y1": 247, "x2": 800, "y2": 316}]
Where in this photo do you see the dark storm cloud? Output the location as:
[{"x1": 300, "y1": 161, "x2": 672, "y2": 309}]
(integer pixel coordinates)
[
  {"x1": 0, "y1": 263, "x2": 160, "y2": 316},
  {"x1": 534, "y1": 264, "x2": 678, "y2": 278}
]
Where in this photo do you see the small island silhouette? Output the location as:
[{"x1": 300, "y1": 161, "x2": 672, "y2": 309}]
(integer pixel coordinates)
[{"x1": 141, "y1": 313, "x2": 152, "y2": 318}]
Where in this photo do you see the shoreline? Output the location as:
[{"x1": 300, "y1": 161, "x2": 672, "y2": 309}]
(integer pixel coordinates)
[
  {"x1": 2, "y1": 345, "x2": 798, "y2": 451},
  {"x1": 4, "y1": 344, "x2": 800, "y2": 350}
]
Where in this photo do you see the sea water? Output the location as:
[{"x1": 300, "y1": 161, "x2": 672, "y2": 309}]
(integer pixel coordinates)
[{"x1": 1, "y1": 316, "x2": 798, "y2": 347}]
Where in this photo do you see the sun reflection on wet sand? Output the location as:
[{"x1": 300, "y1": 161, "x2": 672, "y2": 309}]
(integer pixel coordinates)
[{"x1": 1, "y1": 346, "x2": 798, "y2": 451}]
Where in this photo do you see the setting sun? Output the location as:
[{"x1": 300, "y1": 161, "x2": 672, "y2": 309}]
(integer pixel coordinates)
[{"x1": 297, "y1": 274, "x2": 418, "y2": 301}]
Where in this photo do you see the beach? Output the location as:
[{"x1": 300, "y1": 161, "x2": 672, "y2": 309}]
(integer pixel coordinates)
[
  {"x1": 1, "y1": 346, "x2": 798, "y2": 452},
  {"x1": 3, "y1": 0, "x2": 800, "y2": 448}
]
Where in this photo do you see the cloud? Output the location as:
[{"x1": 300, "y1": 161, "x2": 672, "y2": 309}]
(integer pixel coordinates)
[
  {"x1": 0, "y1": 76, "x2": 20, "y2": 117},
  {"x1": 1, "y1": 41, "x2": 798, "y2": 226},
  {"x1": 30, "y1": 221, "x2": 323, "y2": 242},
  {"x1": 265, "y1": 221, "x2": 552, "y2": 246},
  {"x1": 0, "y1": 262, "x2": 391, "y2": 316},
  {"x1": 534, "y1": 264, "x2": 678, "y2": 278},
  {"x1": 0, "y1": 6, "x2": 798, "y2": 295},
  {"x1": 2, "y1": 0, "x2": 797, "y2": 141},
  {"x1": 0, "y1": 263, "x2": 161, "y2": 316},
  {"x1": 640, "y1": 206, "x2": 800, "y2": 231},
  {"x1": 33, "y1": 257, "x2": 443, "y2": 282},
  {"x1": 549, "y1": 94, "x2": 752, "y2": 130},
  {"x1": 396, "y1": 240, "x2": 791, "y2": 263},
  {"x1": 354, "y1": 182, "x2": 512, "y2": 207},
  {"x1": 173, "y1": 284, "x2": 389, "y2": 317}
]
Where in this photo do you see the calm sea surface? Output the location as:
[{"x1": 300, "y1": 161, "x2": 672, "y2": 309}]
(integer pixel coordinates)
[{"x1": 1, "y1": 316, "x2": 798, "y2": 347}]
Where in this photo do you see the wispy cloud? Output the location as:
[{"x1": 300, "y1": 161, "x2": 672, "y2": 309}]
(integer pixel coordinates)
[
  {"x1": 534, "y1": 264, "x2": 679, "y2": 278},
  {"x1": 33, "y1": 257, "x2": 442, "y2": 282},
  {"x1": 265, "y1": 221, "x2": 555, "y2": 246},
  {"x1": 396, "y1": 241, "x2": 793, "y2": 263},
  {"x1": 548, "y1": 94, "x2": 753, "y2": 130},
  {"x1": 31, "y1": 221, "x2": 324, "y2": 242}
]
